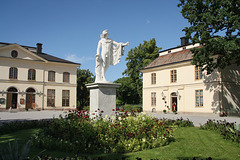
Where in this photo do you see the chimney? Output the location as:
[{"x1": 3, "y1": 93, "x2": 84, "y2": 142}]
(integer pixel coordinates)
[
  {"x1": 180, "y1": 37, "x2": 189, "y2": 46},
  {"x1": 36, "y1": 43, "x2": 42, "y2": 54}
]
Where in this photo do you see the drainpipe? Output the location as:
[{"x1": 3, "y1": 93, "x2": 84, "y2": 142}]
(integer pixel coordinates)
[{"x1": 42, "y1": 67, "x2": 45, "y2": 110}]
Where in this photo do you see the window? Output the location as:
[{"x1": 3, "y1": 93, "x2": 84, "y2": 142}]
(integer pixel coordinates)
[
  {"x1": 62, "y1": 90, "x2": 70, "y2": 107},
  {"x1": 9, "y1": 67, "x2": 18, "y2": 79},
  {"x1": 47, "y1": 89, "x2": 55, "y2": 107},
  {"x1": 195, "y1": 66, "x2": 203, "y2": 80},
  {"x1": 63, "y1": 72, "x2": 70, "y2": 83},
  {"x1": 11, "y1": 50, "x2": 18, "y2": 58},
  {"x1": 151, "y1": 73, "x2": 156, "y2": 84},
  {"x1": 48, "y1": 71, "x2": 55, "y2": 82},
  {"x1": 151, "y1": 92, "x2": 156, "y2": 106},
  {"x1": 195, "y1": 90, "x2": 203, "y2": 107},
  {"x1": 28, "y1": 69, "x2": 36, "y2": 81},
  {"x1": 170, "y1": 70, "x2": 177, "y2": 83}
]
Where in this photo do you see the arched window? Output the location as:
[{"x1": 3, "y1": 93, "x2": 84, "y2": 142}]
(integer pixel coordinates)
[
  {"x1": 7, "y1": 87, "x2": 18, "y2": 92},
  {"x1": 9, "y1": 67, "x2": 18, "y2": 79},
  {"x1": 48, "y1": 71, "x2": 55, "y2": 82},
  {"x1": 26, "y1": 88, "x2": 35, "y2": 93},
  {"x1": 63, "y1": 72, "x2": 70, "y2": 83},
  {"x1": 28, "y1": 69, "x2": 36, "y2": 81}
]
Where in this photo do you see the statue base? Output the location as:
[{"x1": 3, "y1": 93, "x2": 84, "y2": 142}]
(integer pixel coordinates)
[{"x1": 86, "y1": 82, "x2": 121, "y2": 118}]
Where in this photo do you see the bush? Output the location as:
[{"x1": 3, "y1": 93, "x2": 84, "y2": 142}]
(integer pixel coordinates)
[
  {"x1": 163, "y1": 118, "x2": 194, "y2": 127},
  {"x1": 121, "y1": 104, "x2": 143, "y2": 112},
  {"x1": 33, "y1": 110, "x2": 174, "y2": 154},
  {"x1": 200, "y1": 119, "x2": 240, "y2": 143},
  {"x1": 0, "y1": 120, "x2": 49, "y2": 135}
]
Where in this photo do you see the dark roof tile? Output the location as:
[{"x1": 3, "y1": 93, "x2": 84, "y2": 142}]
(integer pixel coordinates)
[{"x1": 144, "y1": 49, "x2": 193, "y2": 69}]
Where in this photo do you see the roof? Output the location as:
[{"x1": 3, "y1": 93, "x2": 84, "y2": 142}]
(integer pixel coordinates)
[
  {"x1": 143, "y1": 48, "x2": 193, "y2": 70},
  {"x1": 0, "y1": 42, "x2": 80, "y2": 65},
  {"x1": 36, "y1": 52, "x2": 80, "y2": 65}
]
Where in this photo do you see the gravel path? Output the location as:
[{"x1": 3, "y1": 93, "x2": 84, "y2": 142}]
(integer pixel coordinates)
[{"x1": 0, "y1": 110, "x2": 239, "y2": 127}]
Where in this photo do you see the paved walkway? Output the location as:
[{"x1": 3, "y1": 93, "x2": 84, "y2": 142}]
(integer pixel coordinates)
[
  {"x1": 0, "y1": 110, "x2": 239, "y2": 127},
  {"x1": 148, "y1": 112, "x2": 240, "y2": 127}
]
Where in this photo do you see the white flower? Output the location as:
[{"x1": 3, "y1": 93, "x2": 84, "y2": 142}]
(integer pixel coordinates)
[
  {"x1": 118, "y1": 117, "x2": 122, "y2": 121},
  {"x1": 142, "y1": 138, "x2": 146, "y2": 142}
]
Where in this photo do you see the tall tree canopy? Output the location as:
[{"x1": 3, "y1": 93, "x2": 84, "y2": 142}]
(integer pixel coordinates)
[
  {"x1": 123, "y1": 38, "x2": 161, "y2": 102},
  {"x1": 114, "y1": 77, "x2": 140, "y2": 105},
  {"x1": 77, "y1": 69, "x2": 94, "y2": 109},
  {"x1": 178, "y1": 0, "x2": 240, "y2": 73}
]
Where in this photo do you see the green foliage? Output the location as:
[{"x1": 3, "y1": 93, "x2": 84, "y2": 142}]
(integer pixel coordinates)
[
  {"x1": 120, "y1": 104, "x2": 143, "y2": 112},
  {"x1": 33, "y1": 111, "x2": 174, "y2": 154},
  {"x1": 123, "y1": 38, "x2": 161, "y2": 103},
  {"x1": 0, "y1": 139, "x2": 31, "y2": 160},
  {"x1": 200, "y1": 119, "x2": 240, "y2": 143},
  {"x1": 163, "y1": 118, "x2": 194, "y2": 127},
  {"x1": 178, "y1": 0, "x2": 240, "y2": 74},
  {"x1": 114, "y1": 77, "x2": 140, "y2": 104},
  {"x1": 77, "y1": 69, "x2": 94, "y2": 109},
  {"x1": 0, "y1": 120, "x2": 48, "y2": 135}
]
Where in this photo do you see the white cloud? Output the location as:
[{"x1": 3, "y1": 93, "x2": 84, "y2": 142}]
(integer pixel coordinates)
[{"x1": 65, "y1": 54, "x2": 94, "y2": 64}]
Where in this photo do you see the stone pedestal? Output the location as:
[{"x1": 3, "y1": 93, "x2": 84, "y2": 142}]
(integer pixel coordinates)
[{"x1": 86, "y1": 82, "x2": 120, "y2": 118}]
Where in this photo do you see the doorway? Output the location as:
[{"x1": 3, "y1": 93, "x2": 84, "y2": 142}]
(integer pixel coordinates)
[
  {"x1": 171, "y1": 92, "x2": 178, "y2": 111},
  {"x1": 6, "y1": 87, "x2": 18, "y2": 109},
  {"x1": 26, "y1": 88, "x2": 36, "y2": 109}
]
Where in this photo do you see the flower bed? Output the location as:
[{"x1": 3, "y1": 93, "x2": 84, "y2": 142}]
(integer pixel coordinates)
[{"x1": 33, "y1": 110, "x2": 174, "y2": 153}]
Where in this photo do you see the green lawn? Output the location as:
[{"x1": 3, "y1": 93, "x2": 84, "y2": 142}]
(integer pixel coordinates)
[{"x1": 0, "y1": 127, "x2": 239, "y2": 160}]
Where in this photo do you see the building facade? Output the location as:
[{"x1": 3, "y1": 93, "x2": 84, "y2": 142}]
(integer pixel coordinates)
[
  {"x1": 142, "y1": 38, "x2": 240, "y2": 115},
  {"x1": 0, "y1": 42, "x2": 80, "y2": 111}
]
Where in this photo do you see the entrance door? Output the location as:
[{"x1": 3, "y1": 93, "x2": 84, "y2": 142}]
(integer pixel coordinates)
[
  {"x1": 6, "y1": 87, "x2": 18, "y2": 109},
  {"x1": 171, "y1": 97, "x2": 177, "y2": 111},
  {"x1": 171, "y1": 92, "x2": 178, "y2": 111},
  {"x1": 26, "y1": 88, "x2": 36, "y2": 109}
]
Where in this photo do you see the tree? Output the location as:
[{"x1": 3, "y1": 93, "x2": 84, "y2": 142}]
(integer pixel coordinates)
[
  {"x1": 77, "y1": 69, "x2": 94, "y2": 109},
  {"x1": 114, "y1": 77, "x2": 140, "y2": 105},
  {"x1": 123, "y1": 38, "x2": 161, "y2": 102},
  {"x1": 178, "y1": 0, "x2": 240, "y2": 74}
]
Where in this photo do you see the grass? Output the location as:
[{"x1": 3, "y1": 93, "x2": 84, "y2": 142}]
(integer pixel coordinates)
[{"x1": 0, "y1": 127, "x2": 239, "y2": 160}]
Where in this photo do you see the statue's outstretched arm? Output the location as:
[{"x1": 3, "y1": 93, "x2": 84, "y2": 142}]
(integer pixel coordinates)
[{"x1": 113, "y1": 40, "x2": 129, "y2": 46}]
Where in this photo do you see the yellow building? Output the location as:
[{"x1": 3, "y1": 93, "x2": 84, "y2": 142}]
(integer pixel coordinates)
[
  {"x1": 142, "y1": 38, "x2": 240, "y2": 116},
  {"x1": 0, "y1": 42, "x2": 80, "y2": 111}
]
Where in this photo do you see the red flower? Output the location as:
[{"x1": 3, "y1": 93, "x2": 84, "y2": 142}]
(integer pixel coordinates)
[
  {"x1": 101, "y1": 110, "x2": 104, "y2": 113},
  {"x1": 92, "y1": 113, "x2": 95, "y2": 115},
  {"x1": 112, "y1": 109, "x2": 115, "y2": 111}
]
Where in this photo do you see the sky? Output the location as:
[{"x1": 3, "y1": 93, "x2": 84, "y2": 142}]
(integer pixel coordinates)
[{"x1": 0, "y1": 0, "x2": 189, "y2": 82}]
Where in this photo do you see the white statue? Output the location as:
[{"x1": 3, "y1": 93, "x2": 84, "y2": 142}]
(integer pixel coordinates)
[{"x1": 95, "y1": 30, "x2": 129, "y2": 82}]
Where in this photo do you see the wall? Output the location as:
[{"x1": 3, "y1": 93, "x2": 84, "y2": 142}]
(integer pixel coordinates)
[
  {"x1": 0, "y1": 45, "x2": 78, "y2": 110},
  {"x1": 142, "y1": 61, "x2": 220, "y2": 114}
]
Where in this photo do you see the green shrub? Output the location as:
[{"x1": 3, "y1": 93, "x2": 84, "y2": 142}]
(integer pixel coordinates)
[
  {"x1": 200, "y1": 119, "x2": 240, "y2": 143},
  {"x1": 0, "y1": 139, "x2": 32, "y2": 160},
  {"x1": 121, "y1": 104, "x2": 142, "y2": 112},
  {"x1": 163, "y1": 118, "x2": 194, "y2": 127},
  {"x1": 0, "y1": 120, "x2": 48, "y2": 135}
]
